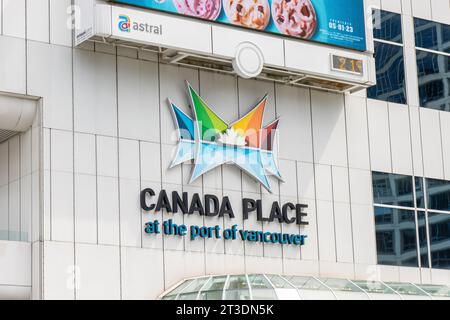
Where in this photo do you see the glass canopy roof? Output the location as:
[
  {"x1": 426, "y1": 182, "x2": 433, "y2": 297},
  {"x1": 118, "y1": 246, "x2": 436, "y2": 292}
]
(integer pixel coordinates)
[{"x1": 160, "y1": 274, "x2": 450, "y2": 300}]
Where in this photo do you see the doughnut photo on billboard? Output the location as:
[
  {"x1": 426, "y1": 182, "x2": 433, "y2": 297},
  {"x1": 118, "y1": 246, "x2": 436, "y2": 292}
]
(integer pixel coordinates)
[
  {"x1": 173, "y1": 0, "x2": 222, "y2": 20},
  {"x1": 272, "y1": 0, "x2": 317, "y2": 38},
  {"x1": 224, "y1": 0, "x2": 271, "y2": 30}
]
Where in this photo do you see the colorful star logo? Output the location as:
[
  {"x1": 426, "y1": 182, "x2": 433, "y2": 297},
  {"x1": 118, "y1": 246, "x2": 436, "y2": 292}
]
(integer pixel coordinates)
[{"x1": 169, "y1": 82, "x2": 282, "y2": 192}]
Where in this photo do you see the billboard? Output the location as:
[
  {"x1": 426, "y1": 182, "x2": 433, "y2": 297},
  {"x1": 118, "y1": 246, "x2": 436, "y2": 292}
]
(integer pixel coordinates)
[{"x1": 112, "y1": 0, "x2": 367, "y2": 51}]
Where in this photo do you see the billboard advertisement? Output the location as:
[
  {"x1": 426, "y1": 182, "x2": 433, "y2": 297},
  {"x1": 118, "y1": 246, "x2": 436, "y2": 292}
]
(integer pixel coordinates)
[{"x1": 112, "y1": 0, "x2": 367, "y2": 51}]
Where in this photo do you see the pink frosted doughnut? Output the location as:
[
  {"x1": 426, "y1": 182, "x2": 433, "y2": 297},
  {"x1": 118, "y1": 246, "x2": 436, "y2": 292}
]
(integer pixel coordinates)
[
  {"x1": 272, "y1": 0, "x2": 317, "y2": 38},
  {"x1": 224, "y1": 0, "x2": 271, "y2": 30},
  {"x1": 173, "y1": 0, "x2": 221, "y2": 20}
]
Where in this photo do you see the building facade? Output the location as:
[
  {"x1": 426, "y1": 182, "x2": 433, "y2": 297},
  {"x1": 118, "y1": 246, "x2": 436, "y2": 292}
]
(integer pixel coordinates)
[{"x1": 0, "y1": 0, "x2": 449, "y2": 300}]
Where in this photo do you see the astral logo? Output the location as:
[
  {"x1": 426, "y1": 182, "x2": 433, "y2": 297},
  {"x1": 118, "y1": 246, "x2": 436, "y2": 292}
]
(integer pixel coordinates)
[
  {"x1": 169, "y1": 82, "x2": 282, "y2": 192},
  {"x1": 118, "y1": 14, "x2": 131, "y2": 32},
  {"x1": 117, "y1": 14, "x2": 163, "y2": 35}
]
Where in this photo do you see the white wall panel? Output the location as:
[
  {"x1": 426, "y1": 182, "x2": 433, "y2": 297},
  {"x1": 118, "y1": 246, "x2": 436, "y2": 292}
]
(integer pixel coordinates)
[
  {"x1": 409, "y1": 106, "x2": 424, "y2": 176},
  {"x1": 316, "y1": 200, "x2": 336, "y2": 262},
  {"x1": 367, "y1": 99, "x2": 391, "y2": 172},
  {"x1": 430, "y1": 0, "x2": 450, "y2": 24},
  {"x1": 275, "y1": 85, "x2": 313, "y2": 162},
  {"x1": 75, "y1": 244, "x2": 120, "y2": 300},
  {"x1": 49, "y1": 0, "x2": 72, "y2": 46},
  {"x1": 351, "y1": 204, "x2": 377, "y2": 265},
  {"x1": 74, "y1": 133, "x2": 95, "y2": 176},
  {"x1": 440, "y1": 112, "x2": 450, "y2": 180},
  {"x1": 119, "y1": 138, "x2": 139, "y2": 180},
  {"x1": 118, "y1": 57, "x2": 159, "y2": 142},
  {"x1": 411, "y1": 0, "x2": 432, "y2": 20},
  {"x1": 74, "y1": 174, "x2": 97, "y2": 244},
  {"x1": 333, "y1": 202, "x2": 354, "y2": 263},
  {"x1": 8, "y1": 136, "x2": 20, "y2": 182},
  {"x1": 311, "y1": 90, "x2": 347, "y2": 167},
  {"x1": 121, "y1": 247, "x2": 164, "y2": 300},
  {"x1": 140, "y1": 141, "x2": 161, "y2": 183},
  {"x1": 314, "y1": 164, "x2": 332, "y2": 202},
  {"x1": 0, "y1": 186, "x2": 7, "y2": 238},
  {"x1": 97, "y1": 176, "x2": 119, "y2": 245},
  {"x1": 26, "y1": 0, "x2": 49, "y2": 42},
  {"x1": 119, "y1": 178, "x2": 141, "y2": 247},
  {"x1": 349, "y1": 168, "x2": 373, "y2": 206},
  {"x1": 401, "y1": 0, "x2": 412, "y2": 15},
  {"x1": 0, "y1": 142, "x2": 8, "y2": 186},
  {"x1": 345, "y1": 95, "x2": 370, "y2": 170},
  {"x1": 27, "y1": 41, "x2": 72, "y2": 130},
  {"x1": 332, "y1": 166, "x2": 350, "y2": 204},
  {"x1": 279, "y1": 159, "x2": 297, "y2": 198},
  {"x1": 381, "y1": 0, "x2": 401, "y2": 13},
  {"x1": 420, "y1": 108, "x2": 444, "y2": 179},
  {"x1": 205, "y1": 253, "x2": 246, "y2": 276},
  {"x1": 51, "y1": 130, "x2": 73, "y2": 173},
  {"x1": 8, "y1": 180, "x2": 20, "y2": 240},
  {"x1": 0, "y1": 36, "x2": 26, "y2": 94},
  {"x1": 2, "y1": 0, "x2": 25, "y2": 38},
  {"x1": 297, "y1": 162, "x2": 315, "y2": 200},
  {"x1": 20, "y1": 130, "x2": 32, "y2": 177},
  {"x1": 388, "y1": 103, "x2": 413, "y2": 175},
  {"x1": 0, "y1": 241, "x2": 30, "y2": 288},
  {"x1": 403, "y1": 47, "x2": 420, "y2": 107},
  {"x1": 299, "y1": 199, "x2": 318, "y2": 260},
  {"x1": 164, "y1": 250, "x2": 205, "y2": 290},
  {"x1": 20, "y1": 174, "x2": 31, "y2": 241},
  {"x1": 51, "y1": 171, "x2": 73, "y2": 242},
  {"x1": 159, "y1": 64, "x2": 199, "y2": 146},
  {"x1": 96, "y1": 135, "x2": 118, "y2": 178},
  {"x1": 74, "y1": 50, "x2": 117, "y2": 136},
  {"x1": 43, "y1": 241, "x2": 75, "y2": 300}
]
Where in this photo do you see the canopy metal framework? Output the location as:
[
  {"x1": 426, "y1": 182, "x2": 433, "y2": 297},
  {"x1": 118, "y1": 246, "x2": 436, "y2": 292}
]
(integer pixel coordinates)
[{"x1": 159, "y1": 274, "x2": 450, "y2": 300}]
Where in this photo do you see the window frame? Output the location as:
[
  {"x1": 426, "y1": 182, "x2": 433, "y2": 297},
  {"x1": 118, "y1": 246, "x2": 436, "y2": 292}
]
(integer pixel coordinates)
[
  {"x1": 373, "y1": 173, "x2": 450, "y2": 270},
  {"x1": 368, "y1": 9, "x2": 408, "y2": 105},
  {"x1": 414, "y1": 17, "x2": 450, "y2": 111}
]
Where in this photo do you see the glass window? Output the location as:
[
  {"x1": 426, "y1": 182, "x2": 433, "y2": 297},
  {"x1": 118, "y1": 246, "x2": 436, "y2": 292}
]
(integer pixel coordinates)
[
  {"x1": 372, "y1": 172, "x2": 414, "y2": 207},
  {"x1": 224, "y1": 275, "x2": 250, "y2": 300},
  {"x1": 428, "y1": 212, "x2": 450, "y2": 270},
  {"x1": 352, "y1": 280, "x2": 396, "y2": 294},
  {"x1": 416, "y1": 50, "x2": 450, "y2": 112},
  {"x1": 247, "y1": 275, "x2": 277, "y2": 300},
  {"x1": 367, "y1": 42, "x2": 407, "y2": 104},
  {"x1": 373, "y1": 9, "x2": 403, "y2": 43},
  {"x1": 414, "y1": 18, "x2": 450, "y2": 54},
  {"x1": 178, "y1": 277, "x2": 210, "y2": 300},
  {"x1": 198, "y1": 276, "x2": 227, "y2": 300},
  {"x1": 387, "y1": 282, "x2": 428, "y2": 296},
  {"x1": 415, "y1": 177, "x2": 425, "y2": 209},
  {"x1": 368, "y1": 10, "x2": 407, "y2": 104},
  {"x1": 375, "y1": 208, "x2": 418, "y2": 267},
  {"x1": 427, "y1": 178, "x2": 450, "y2": 211},
  {"x1": 417, "y1": 284, "x2": 450, "y2": 297},
  {"x1": 321, "y1": 278, "x2": 363, "y2": 293},
  {"x1": 417, "y1": 211, "x2": 430, "y2": 267}
]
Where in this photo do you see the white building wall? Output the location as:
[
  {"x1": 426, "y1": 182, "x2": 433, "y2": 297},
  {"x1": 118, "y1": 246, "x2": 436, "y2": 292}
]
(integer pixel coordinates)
[{"x1": 0, "y1": 0, "x2": 449, "y2": 300}]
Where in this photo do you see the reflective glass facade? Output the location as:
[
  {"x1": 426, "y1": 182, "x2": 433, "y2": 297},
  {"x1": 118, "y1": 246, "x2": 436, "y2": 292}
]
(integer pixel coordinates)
[
  {"x1": 372, "y1": 172, "x2": 450, "y2": 270},
  {"x1": 368, "y1": 9, "x2": 407, "y2": 104},
  {"x1": 415, "y1": 17, "x2": 449, "y2": 112}
]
